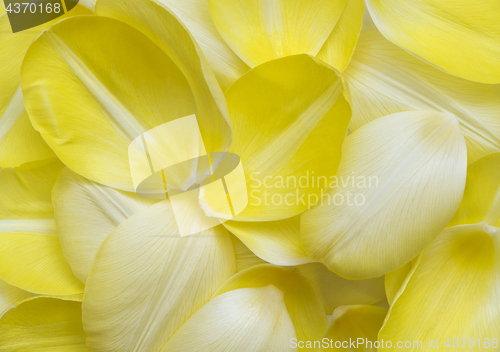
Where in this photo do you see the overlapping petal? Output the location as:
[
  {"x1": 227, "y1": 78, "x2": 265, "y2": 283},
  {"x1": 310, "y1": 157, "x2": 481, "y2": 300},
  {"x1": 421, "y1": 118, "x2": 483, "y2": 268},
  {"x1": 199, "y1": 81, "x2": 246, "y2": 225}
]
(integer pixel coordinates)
[
  {"x1": 208, "y1": 54, "x2": 350, "y2": 221},
  {"x1": 0, "y1": 4, "x2": 92, "y2": 168},
  {"x1": 82, "y1": 201, "x2": 235, "y2": 352},
  {"x1": 449, "y1": 152, "x2": 500, "y2": 227},
  {"x1": 343, "y1": 29, "x2": 500, "y2": 163},
  {"x1": 52, "y1": 168, "x2": 158, "y2": 283},
  {"x1": 301, "y1": 111, "x2": 467, "y2": 279},
  {"x1": 0, "y1": 278, "x2": 32, "y2": 314},
  {"x1": 0, "y1": 296, "x2": 89, "y2": 351},
  {"x1": 230, "y1": 235, "x2": 267, "y2": 272},
  {"x1": 0, "y1": 159, "x2": 84, "y2": 295},
  {"x1": 365, "y1": 0, "x2": 500, "y2": 83},
  {"x1": 380, "y1": 223, "x2": 500, "y2": 349}
]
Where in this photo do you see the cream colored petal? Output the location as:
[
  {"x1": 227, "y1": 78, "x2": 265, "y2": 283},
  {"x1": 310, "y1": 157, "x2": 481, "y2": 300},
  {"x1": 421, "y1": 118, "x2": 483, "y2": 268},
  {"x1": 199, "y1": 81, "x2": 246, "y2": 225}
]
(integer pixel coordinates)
[
  {"x1": 53, "y1": 168, "x2": 159, "y2": 283},
  {"x1": 449, "y1": 152, "x2": 500, "y2": 227},
  {"x1": 225, "y1": 216, "x2": 313, "y2": 266},
  {"x1": 215, "y1": 265, "x2": 328, "y2": 348},
  {"x1": 0, "y1": 296, "x2": 90, "y2": 351},
  {"x1": 215, "y1": 55, "x2": 350, "y2": 221},
  {"x1": 365, "y1": 0, "x2": 500, "y2": 83},
  {"x1": 343, "y1": 29, "x2": 500, "y2": 163},
  {"x1": 162, "y1": 286, "x2": 296, "y2": 351},
  {"x1": 316, "y1": 0, "x2": 365, "y2": 72},
  {"x1": 208, "y1": 0, "x2": 347, "y2": 67},
  {"x1": 230, "y1": 235, "x2": 267, "y2": 272},
  {"x1": 301, "y1": 111, "x2": 467, "y2": 279},
  {"x1": 322, "y1": 305, "x2": 387, "y2": 351},
  {"x1": 82, "y1": 201, "x2": 235, "y2": 352},
  {"x1": 299, "y1": 263, "x2": 385, "y2": 314},
  {"x1": 95, "y1": 0, "x2": 232, "y2": 150},
  {"x1": 0, "y1": 6, "x2": 92, "y2": 168},
  {"x1": 22, "y1": 14, "x2": 230, "y2": 192},
  {"x1": 154, "y1": 0, "x2": 249, "y2": 90},
  {"x1": 0, "y1": 278, "x2": 32, "y2": 314},
  {"x1": 380, "y1": 223, "x2": 500, "y2": 350}
]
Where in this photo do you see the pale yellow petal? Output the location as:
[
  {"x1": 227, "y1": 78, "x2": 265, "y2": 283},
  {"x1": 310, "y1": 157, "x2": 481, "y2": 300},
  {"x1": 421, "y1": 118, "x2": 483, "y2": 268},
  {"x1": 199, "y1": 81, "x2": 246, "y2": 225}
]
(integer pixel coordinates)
[
  {"x1": 380, "y1": 223, "x2": 500, "y2": 350},
  {"x1": 343, "y1": 29, "x2": 500, "y2": 163},
  {"x1": 0, "y1": 278, "x2": 32, "y2": 314},
  {"x1": 208, "y1": 0, "x2": 348, "y2": 67},
  {"x1": 215, "y1": 265, "x2": 328, "y2": 348},
  {"x1": 299, "y1": 263, "x2": 385, "y2": 313},
  {"x1": 365, "y1": 0, "x2": 500, "y2": 83},
  {"x1": 0, "y1": 296, "x2": 90, "y2": 351},
  {"x1": 162, "y1": 286, "x2": 296, "y2": 352},
  {"x1": 153, "y1": 0, "x2": 249, "y2": 90},
  {"x1": 384, "y1": 260, "x2": 417, "y2": 306},
  {"x1": 322, "y1": 305, "x2": 387, "y2": 351},
  {"x1": 301, "y1": 111, "x2": 467, "y2": 279},
  {"x1": 449, "y1": 152, "x2": 500, "y2": 227},
  {"x1": 317, "y1": 0, "x2": 365, "y2": 72},
  {"x1": 53, "y1": 168, "x2": 159, "y2": 283},
  {"x1": 230, "y1": 235, "x2": 267, "y2": 272},
  {"x1": 225, "y1": 216, "x2": 313, "y2": 266},
  {"x1": 83, "y1": 201, "x2": 235, "y2": 352},
  {"x1": 210, "y1": 55, "x2": 350, "y2": 221}
]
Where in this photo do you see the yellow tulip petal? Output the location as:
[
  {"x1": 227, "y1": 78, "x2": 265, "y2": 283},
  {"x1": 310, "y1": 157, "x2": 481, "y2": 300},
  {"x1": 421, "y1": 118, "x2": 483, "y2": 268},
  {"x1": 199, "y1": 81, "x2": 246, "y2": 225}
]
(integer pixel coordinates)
[
  {"x1": 95, "y1": 0, "x2": 232, "y2": 149},
  {"x1": 215, "y1": 265, "x2": 328, "y2": 349},
  {"x1": 299, "y1": 263, "x2": 385, "y2": 314},
  {"x1": 322, "y1": 305, "x2": 387, "y2": 351},
  {"x1": 208, "y1": 0, "x2": 347, "y2": 67},
  {"x1": 365, "y1": 0, "x2": 500, "y2": 83},
  {"x1": 220, "y1": 55, "x2": 350, "y2": 221},
  {"x1": 83, "y1": 201, "x2": 235, "y2": 352},
  {"x1": 225, "y1": 216, "x2": 313, "y2": 266},
  {"x1": 384, "y1": 259, "x2": 419, "y2": 306},
  {"x1": 316, "y1": 0, "x2": 365, "y2": 72},
  {"x1": 0, "y1": 6, "x2": 92, "y2": 168},
  {"x1": 0, "y1": 296, "x2": 90, "y2": 351},
  {"x1": 230, "y1": 235, "x2": 267, "y2": 272},
  {"x1": 0, "y1": 160, "x2": 84, "y2": 295},
  {"x1": 162, "y1": 286, "x2": 296, "y2": 351},
  {"x1": 449, "y1": 152, "x2": 500, "y2": 227},
  {"x1": 380, "y1": 223, "x2": 500, "y2": 349},
  {"x1": 301, "y1": 111, "x2": 467, "y2": 279},
  {"x1": 0, "y1": 278, "x2": 32, "y2": 314},
  {"x1": 343, "y1": 29, "x2": 500, "y2": 163},
  {"x1": 22, "y1": 14, "x2": 230, "y2": 191},
  {"x1": 152, "y1": 0, "x2": 249, "y2": 90},
  {"x1": 53, "y1": 168, "x2": 158, "y2": 283}
]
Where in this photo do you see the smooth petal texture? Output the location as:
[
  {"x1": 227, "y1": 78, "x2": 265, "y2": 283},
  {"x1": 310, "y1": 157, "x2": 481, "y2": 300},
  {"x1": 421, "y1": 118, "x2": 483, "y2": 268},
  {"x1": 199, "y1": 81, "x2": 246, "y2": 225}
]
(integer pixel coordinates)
[
  {"x1": 343, "y1": 29, "x2": 500, "y2": 163},
  {"x1": 365, "y1": 0, "x2": 500, "y2": 83},
  {"x1": 301, "y1": 111, "x2": 467, "y2": 279},
  {"x1": 0, "y1": 160, "x2": 84, "y2": 295},
  {"x1": 95, "y1": 0, "x2": 232, "y2": 148},
  {"x1": 449, "y1": 152, "x2": 500, "y2": 227},
  {"x1": 299, "y1": 263, "x2": 385, "y2": 313},
  {"x1": 316, "y1": 0, "x2": 364, "y2": 72},
  {"x1": 225, "y1": 216, "x2": 313, "y2": 266},
  {"x1": 208, "y1": 0, "x2": 347, "y2": 67},
  {"x1": 162, "y1": 286, "x2": 296, "y2": 351},
  {"x1": 380, "y1": 223, "x2": 500, "y2": 349},
  {"x1": 0, "y1": 278, "x2": 32, "y2": 314},
  {"x1": 22, "y1": 14, "x2": 230, "y2": 191},
  {"x1": 0, "y1": 5, "x2": 92, "y2": 168},
  {"x1": 230, "y1": 235, "x2": 267, "y2": 272},
  {"x1": 215, "y1": 265, "x2": 328, "y2": 349},
  {"x1": 217, "y1": 55, "x2": 350, "y2": 221},
  {"x1": 52, "y1": 168, "x2": 158, "y2": 283},
  {"x1": 154, "y1": 0, "x2": 249, "y2": 89},
  {"x1": 0, "y1": 296, "x2": 89, "y2": 351},
  {"x1": 384, "y1": 260, "x2": 415, "y2": 306},
  {"x1": 83, "y1": 201, "x2": 235, "y2": 352},
  {"x1": 322, "y1": 305, "x2": 387, "y2": 351}
]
